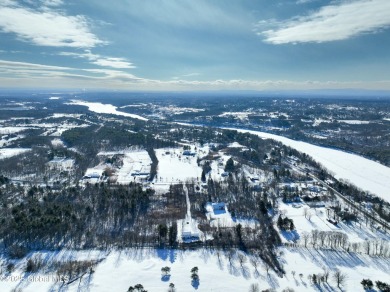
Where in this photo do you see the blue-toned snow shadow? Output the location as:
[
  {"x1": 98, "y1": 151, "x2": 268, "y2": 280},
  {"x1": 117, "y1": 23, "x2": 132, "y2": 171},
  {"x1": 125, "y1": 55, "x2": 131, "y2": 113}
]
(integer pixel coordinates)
[
  {"x1": 161, "y1": 275, "x2": 171, "y2": 282},
  {"x1": 157, "y1": 249, "x2": 176, "y2": 263},
  {"x1": 191, "y1": 279, "x2": 200, "y2": 289},
  {"x1": 281, "y1": 230, "x2": 300, "y2": 242}
]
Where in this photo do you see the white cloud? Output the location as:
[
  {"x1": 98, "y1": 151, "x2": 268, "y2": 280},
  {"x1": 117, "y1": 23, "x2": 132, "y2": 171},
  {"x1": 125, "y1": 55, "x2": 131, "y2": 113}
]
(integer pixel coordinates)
[
  {"x1": 42, "y1": 0, "x2": 63, "y2": 7},
  {"x1": 1, "y1": 60, "x2": 390, "y2": 91},
  {"x1": 59, "y1": 51, "x2": 135, "y2": 69},
  {"x1": 0, "y1": 59, "x2": 71, "y2": 70},
  {"x1": 90, "y1": 57, "x2": 134, "y2": 69},
  {"x1": 260, "y1": 0, "x2": 390, "y2": 44},
  {"x1": 172, "y1": 72, "x2": 200, "y2": 80},
  {"x1": 0, "y1": 59, "x2": 142, "y2": 83},
  {"x1": 296, "y1": 0, "x2": 317, "y2": 4},
  {"x1": 0, "y1": 4, "x2": 104, "y2": 48}
]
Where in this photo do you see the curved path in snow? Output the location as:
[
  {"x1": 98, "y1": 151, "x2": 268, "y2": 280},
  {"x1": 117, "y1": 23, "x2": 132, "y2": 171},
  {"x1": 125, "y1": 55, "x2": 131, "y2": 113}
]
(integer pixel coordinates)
[{"x1": 224, "y1": 128, "x2": 390, "y2": 203}]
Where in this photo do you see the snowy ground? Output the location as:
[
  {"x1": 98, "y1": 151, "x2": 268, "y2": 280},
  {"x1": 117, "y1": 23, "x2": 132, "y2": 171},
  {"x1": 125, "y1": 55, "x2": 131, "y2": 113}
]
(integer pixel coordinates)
[
  {"x1": 40, "y1": 123, "x2": 89, "y2": 137},
  {"x1": 153, "y1": 145, "x2": 236, "y2": 193},
  {"x1": 153, "y1": 147, "x2": 204, "y2": 193},
  {"x1": 218, "y1": 111, "x2": 253, "y2": 121},
  {"x1": 116, "y1": 150, "x2": 151, "y2": 184},
  {"x1": 47, "y1": 157, "x2": 75, "y2": 171},
  {"x1": 51, "y1": 138, "x2": 65, "y2": 147},
  {"x1": 0, "y1": 134, "x2": 23, "y2": 147},
  {"x1": 92, "y1": 150, "x2": 152, "y2": 184},
  {"x1": 205, "y1": 203, "x2": 259, "y2": 229},
  {"x1": 227, "y1": 128, "x2": 390, "y2": 203},
  {"x1": 277, "y1": 200, "x2": 389, "y2": 244},
  {"x1": 0, "y1": 148, "x2": 30, "y2": 159},
  {"x1": 155, "y1": 148, "x2": 202, "y2": 184},
  {"x1": 0, "y1": 127, "x2": 32, "y2": 135},
  {"x1": 1, "y1": 247, "x2": 389, "y2": 292}
]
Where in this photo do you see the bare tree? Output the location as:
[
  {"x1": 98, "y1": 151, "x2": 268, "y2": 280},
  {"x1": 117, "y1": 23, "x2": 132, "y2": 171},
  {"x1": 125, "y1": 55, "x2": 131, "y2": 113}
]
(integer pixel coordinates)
[
  {"x1": 250, "y1": 256, "x2": 260, "y2": 273},
  {"x1": 237, "y1": 252, "x2": 247, "y2": 267},
  {"x1": 291, "y1": 271, "x2": 296, "y2": 277},
  {"x1": 263, "y1": 261, "x2": 271, "y2": 275},
  {"x1": 319, "y1": 231, "x2": 327, "y2": 247},
  {"x1": 301, "y1": 232, "x2": 310, "y2": 248},
  {"x1": 303, "y1": 207, "x2": 309, "y2": 219},
  {"x1": 363, "y1": 240, "x2": 371, "y2": 255},
  {"x1": 248, "y1": 283, "x2": 260, "y2": 292},
  {"x1": 226, "y1": 249, "x2": 236, "y2": 266},
  {"x1": 333, "y1": 269, "x2": 347, "y2": 288},
  {"x1": 322, "y1": 269, "x2": 329, "y2": 283}
]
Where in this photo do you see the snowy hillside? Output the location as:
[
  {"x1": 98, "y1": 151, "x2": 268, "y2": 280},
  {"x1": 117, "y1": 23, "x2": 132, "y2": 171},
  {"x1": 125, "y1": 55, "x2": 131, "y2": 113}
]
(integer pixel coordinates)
[{"x1": 229, "y1": 128, "x2": 390, "y2": 203}]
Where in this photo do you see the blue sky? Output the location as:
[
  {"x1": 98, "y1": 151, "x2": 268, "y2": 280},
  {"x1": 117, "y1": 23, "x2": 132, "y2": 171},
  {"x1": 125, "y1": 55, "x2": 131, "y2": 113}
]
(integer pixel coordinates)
[{"x1": 0, "y1": 0, "x2": 390, "y2": 91}]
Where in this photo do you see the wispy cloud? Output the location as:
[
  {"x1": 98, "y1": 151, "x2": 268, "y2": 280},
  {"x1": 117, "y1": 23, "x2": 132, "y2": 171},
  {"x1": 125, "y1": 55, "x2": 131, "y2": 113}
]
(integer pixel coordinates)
[
  {"x1": 1, "y1": 59, "x2": 390, "y2": 90},
  {"x1": 295, "y1": 0, "x2": 318, "y2": 4},
  {"x1": 59, "y1": 51, "x2": 135, "y2": 69},
  {"x1": 172, "y1": 72, "x2": 200, "y2": 80},
  {"x1": 259, "y1": 0, "x2": 390, "y2": 44},
  {"x1": 41, "y1": 0, "x2": 64, "y2": 7},
  {"x1": 0, "y1": 59, "x2": 142, "y2": 83},
  {"x1": 0, "y1": 59, "x2": 71, "y2": 70},
  {"x1": 0, "y1": 2, "x2": 104, "y2": 48}
]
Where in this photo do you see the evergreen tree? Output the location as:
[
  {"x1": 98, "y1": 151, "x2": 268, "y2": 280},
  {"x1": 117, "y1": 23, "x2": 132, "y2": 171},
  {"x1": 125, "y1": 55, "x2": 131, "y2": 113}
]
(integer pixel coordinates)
[{"x1": 224, "y1": 158, "x2": 235, "y2": 172}]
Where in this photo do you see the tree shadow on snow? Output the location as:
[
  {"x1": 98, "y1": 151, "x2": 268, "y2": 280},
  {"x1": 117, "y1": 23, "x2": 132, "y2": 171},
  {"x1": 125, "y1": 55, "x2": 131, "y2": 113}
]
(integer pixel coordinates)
[
  {"x1": 216, "y1": 256, "x2": 224, "y2": 271},
  {"x1": 161, "y1": 275, "x2": 171, "y2": 282},
  {"x1": 266, "y1": 273, "x2": 280, "y2": 290},
  {"x1": 76, "y1": 272, "x2": 94, "y2": 292},
  {"x1": 281, "y1": 230, "x2": 300, "y2": 242},
  {"x1": 253, "y1": 269, "x2": 261, "y2": 279},
  {"x1": 199, "y1": 249, "x2": 210, "y2": 263},
  {"x1": 241, "y1": 265, "x2": 251, "y2": 279},
  {"x1": 191, "y1": 279, "x2": 200, "y2": 289},
  {"x1": 157, "y1": 249, "x2": 176, "y2": 263},
  {"x1": 227, "y1": 263, "x2": 241, "y2": 277}
]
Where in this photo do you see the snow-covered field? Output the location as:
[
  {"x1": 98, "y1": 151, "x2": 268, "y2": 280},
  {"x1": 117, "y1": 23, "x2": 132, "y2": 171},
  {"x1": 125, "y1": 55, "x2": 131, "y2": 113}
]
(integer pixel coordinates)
[
  {"x1": 227, "y1": 128, "x2": 390, "y2": 203},
  {"x1": 88, "y1": 150, "x2": 152, "y2": 184},
  {"x1": 218, "y1": 111, "x2": 253, "y2": 121},
  {"x1": 67, "y1": 100, "x2": 148, "y2": 121},
  {"x1": 47, "y1": 157, "x2": 75, "y2": 171},
  {"x1": 51, "y1": 138, "x2": 65, "y2": 147},
  {"x1": 154, "y1": 105, "x2": 205, "y2": 115},
  {"x1": 49, "y1": 113, "x2": 82, "y2": 119},
  {"x1": 116, "y1": 150, "x2": 151, "y2": 184},
  {"x1": 1, "y1": 247, "x2": 389, "y2": 292},
  {"x1": 205, "y1": 202, "x2": 258, "y2": 229},
  {"x1": 153, "y1": 146, "x2": 234, "y2": 192},
  {"x1": 277, "y1": 200, "x2": 389, "y2": 244},
  {"x1": 0, "y1": 135, "x2": 23, "y2": 147},
  {"x1": 41, "y1": 123, "x2": 89, "y2": 136},
  {"x1": 155, "y1": 148, "x2": 202, "y2": 184},
  {"x1": 0, "y1": 127, "x2": 31, "y2": 134},
  {"x1": 0, "y1": 148, "x2": 30, "y2": 159}
]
